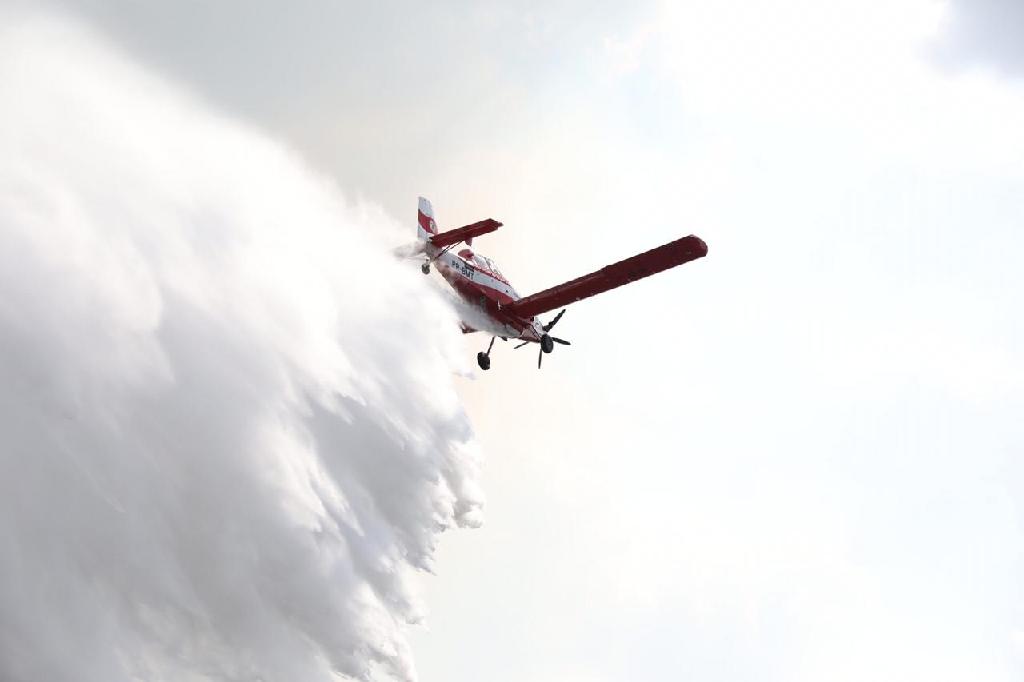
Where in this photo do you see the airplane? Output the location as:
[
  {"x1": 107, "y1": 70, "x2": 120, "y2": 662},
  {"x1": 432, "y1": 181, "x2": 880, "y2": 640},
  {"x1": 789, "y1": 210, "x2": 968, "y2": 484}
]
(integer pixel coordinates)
[{"x1": 406, "y1": 196, "x2": 707, "y2": 370}]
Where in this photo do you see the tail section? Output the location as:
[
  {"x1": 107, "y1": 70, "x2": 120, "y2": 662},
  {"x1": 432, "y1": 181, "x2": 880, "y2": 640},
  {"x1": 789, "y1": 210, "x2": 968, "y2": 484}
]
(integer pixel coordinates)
[
  {"x1": 415, "y1": 196, "x2": 502, "y2": 249},
  {"x1": 417, "y1": 196, "x2": 438, "y2": 241}
]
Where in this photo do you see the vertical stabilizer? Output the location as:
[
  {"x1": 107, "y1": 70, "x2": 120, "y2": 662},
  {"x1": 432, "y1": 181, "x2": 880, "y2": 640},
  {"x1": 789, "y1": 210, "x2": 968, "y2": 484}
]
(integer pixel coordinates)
[{"x1": 417, "y1": 196, "x2": 438, "y2": 241}]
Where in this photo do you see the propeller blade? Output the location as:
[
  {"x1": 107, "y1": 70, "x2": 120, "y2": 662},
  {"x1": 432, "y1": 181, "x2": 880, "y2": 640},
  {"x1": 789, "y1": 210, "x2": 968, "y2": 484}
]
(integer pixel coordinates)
[
  {"x1": 551, "y1": 337, "x2": 571, "y2": 346},
  {"x1": 514, "y1": 340, "x2": 530, "y2": 349},
  {"x1": 543, "y1": 309, "x2": 566, "y2": 332},
  {"x1": 537, "y1": 348, "x2": 543, "y2": 369}
]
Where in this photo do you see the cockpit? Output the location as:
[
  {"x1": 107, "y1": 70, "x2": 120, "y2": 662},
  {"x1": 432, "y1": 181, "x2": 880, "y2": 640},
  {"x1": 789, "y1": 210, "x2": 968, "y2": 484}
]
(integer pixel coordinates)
[{"x1": 458, "y1": 248, "x2": 504, "y2": 278}]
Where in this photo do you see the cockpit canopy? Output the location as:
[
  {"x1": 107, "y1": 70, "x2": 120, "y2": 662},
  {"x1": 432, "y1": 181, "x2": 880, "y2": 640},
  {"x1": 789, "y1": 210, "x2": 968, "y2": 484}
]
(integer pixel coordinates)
[{"x1": 458, "y1": 248, "x2": 504, "y2": 278}]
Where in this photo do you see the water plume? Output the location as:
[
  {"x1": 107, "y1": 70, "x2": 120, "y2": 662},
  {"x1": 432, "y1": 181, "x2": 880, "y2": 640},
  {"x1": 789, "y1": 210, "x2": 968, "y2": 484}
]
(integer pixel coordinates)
[{"x1": 0, "y1": 13, "x2": 481, "y2": 682}]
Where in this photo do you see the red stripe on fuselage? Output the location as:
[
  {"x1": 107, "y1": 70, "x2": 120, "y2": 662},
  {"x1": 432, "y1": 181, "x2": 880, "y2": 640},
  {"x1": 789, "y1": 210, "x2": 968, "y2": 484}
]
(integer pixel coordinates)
[
  {"x1": 455, "y1": 249, "x2": 512, "y2": 287},
  {"x1": 463, "y1": 262, "x2": 513, "y2": 288},
  {"x1": 442, "y1": 269, "x2": 517, "y2": 308},
  {"x1": 439, "y1": 263, "x2": 539, "y2": 340}
]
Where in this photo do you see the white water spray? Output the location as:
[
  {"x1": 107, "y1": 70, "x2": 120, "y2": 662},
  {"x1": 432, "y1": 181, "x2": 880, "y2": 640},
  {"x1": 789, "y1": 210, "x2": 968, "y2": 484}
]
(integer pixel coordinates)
[{"x1": 0, "y1": 13, "x2": 481, "y2": 682}]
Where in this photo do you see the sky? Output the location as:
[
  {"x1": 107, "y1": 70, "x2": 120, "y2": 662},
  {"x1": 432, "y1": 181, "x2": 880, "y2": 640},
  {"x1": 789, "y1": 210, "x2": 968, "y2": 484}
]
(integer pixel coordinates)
[{"x1": 2, "y1": 1, "x2": 1023, "y2": 681}]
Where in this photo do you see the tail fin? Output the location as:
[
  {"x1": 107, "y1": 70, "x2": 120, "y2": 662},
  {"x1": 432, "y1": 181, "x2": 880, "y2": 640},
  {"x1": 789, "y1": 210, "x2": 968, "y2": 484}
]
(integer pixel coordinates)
[{"x1": 417, "y1": 196, "x2": 438, "y2": 241}]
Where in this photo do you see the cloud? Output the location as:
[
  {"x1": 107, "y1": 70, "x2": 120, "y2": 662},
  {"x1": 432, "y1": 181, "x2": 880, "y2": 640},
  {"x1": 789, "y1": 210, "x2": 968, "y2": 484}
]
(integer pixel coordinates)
[
  {"x1": 30, "y1": 0, "x2": 644, "y2": 222},
  {"x1": 0, "y1": 12, "x2": 480, "y2": 682},
  {"x1": 935, "y1": 0, "x2": 1024, "y2": 76}
]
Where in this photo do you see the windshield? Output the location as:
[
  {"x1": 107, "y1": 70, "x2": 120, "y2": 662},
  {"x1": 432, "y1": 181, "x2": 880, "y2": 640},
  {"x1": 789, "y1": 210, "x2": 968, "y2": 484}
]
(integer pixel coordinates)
[
  {"x1": 481, "y1": 256, "x2": 502, "y2": 277},
  {"x1": 474, "y1": 254, "x2": 502, "y2": 278}
]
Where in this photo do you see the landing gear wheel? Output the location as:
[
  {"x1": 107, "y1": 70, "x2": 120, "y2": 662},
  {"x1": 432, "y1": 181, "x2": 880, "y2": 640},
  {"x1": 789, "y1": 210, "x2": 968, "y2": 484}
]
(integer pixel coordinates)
[
  {"x1": 476, "y1": 352, "x2": 491, "y2": 371},
  {"x1": 421, "y1": 262, "x2": 431, "y2": 275}
]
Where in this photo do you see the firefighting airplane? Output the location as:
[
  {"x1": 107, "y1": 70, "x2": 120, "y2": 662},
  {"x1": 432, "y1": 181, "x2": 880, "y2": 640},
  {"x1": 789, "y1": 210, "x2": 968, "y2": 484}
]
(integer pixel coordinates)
[{"x1": 406, "y1": 197, "x2": 707, "y2": 370}]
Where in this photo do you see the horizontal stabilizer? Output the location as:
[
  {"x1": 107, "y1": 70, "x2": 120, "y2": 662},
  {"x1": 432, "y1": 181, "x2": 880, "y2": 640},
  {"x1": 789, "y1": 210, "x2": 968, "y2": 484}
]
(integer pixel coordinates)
[
  {"x1": 429, "y1": 219, "x2": 502, "y2": 248},
  {"x1": 503, "y1": 235, "x2": 708, "y2": 319}
]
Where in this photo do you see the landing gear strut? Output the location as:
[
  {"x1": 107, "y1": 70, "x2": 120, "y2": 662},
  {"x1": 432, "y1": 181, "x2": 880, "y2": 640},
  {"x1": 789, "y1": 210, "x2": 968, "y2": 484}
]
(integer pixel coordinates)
[{"x1": 476, "y1": 336, "x2": 496, "y2": 371}]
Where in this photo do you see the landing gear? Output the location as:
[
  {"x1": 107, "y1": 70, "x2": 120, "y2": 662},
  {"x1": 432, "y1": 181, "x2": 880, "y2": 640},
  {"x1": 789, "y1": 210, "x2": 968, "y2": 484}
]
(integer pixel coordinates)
[
  {"x1": 421, "y1": 261, "x2": 431, "y2": 275},
  {"x1": 477, "y1": 336, "x2": 496, "y2": 371}
]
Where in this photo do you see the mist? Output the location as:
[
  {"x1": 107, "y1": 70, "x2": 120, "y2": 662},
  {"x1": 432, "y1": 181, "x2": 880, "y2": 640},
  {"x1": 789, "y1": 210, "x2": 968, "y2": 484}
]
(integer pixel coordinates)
[{"x1": 0, "y1": 12, "x2": 481, "y2": 682}]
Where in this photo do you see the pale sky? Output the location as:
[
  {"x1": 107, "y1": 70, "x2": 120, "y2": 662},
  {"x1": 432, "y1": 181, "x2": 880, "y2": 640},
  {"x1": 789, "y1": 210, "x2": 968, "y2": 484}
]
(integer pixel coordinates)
[{"x1": 4, "y1": 1, "x2": 1024, "y2": 680}]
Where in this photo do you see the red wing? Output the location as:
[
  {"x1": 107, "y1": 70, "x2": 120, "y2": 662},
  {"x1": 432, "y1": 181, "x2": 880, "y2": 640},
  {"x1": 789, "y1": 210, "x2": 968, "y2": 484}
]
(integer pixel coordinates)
[
  {"x1": 503, "y1": 235, "x2": 708, "y2": 319},
  {"x1": 429, "y1": 219, "x2": 502, "y2": 248}
]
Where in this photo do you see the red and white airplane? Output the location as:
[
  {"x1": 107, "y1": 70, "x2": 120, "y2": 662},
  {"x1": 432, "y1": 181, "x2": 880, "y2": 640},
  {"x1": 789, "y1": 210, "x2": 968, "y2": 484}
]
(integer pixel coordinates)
[{"x1": 409, "y1": 196, "x2": 707, "y2": 370}]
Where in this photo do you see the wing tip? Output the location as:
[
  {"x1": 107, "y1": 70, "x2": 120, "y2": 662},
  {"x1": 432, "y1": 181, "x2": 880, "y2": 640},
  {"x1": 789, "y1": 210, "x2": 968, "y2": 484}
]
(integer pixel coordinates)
[{"x1": 682, "y1": 234, "x2": 708, "y2": 259}]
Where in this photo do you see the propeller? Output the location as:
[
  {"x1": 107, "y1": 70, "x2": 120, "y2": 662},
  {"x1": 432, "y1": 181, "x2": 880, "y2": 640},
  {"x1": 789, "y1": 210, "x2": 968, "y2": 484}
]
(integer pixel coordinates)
[
  {"x1": 511, "y1": 309, "x2": 572, "y2": 368},
  {"x1": 543, "y1": 309, "x2": 566, "y2": 332}
]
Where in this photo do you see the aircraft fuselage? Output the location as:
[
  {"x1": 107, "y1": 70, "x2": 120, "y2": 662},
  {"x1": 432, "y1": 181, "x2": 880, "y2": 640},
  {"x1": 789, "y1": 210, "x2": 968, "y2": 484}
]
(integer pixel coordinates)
[{"x1": 425, "y1": 242, "x2": 545, "y2": 341}]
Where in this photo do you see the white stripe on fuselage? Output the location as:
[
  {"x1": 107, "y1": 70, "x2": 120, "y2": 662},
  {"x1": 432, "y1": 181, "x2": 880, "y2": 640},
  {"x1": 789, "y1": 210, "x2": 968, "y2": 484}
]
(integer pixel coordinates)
[{"x1": 431, "y1": 245, "x2": 519, "y2": 300}]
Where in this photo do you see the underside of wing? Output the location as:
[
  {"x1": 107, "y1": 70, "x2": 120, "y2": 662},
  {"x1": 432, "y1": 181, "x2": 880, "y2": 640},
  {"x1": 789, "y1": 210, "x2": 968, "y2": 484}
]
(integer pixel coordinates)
[
  {"x1": 429, "y1": 219, "x2": 502, "y2": 248},
  {"x1": 503, "y1": 234, "x2": 708, "y2": 319}
]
